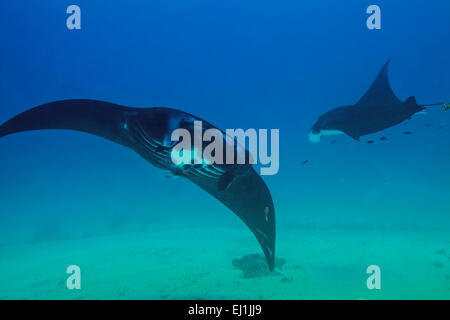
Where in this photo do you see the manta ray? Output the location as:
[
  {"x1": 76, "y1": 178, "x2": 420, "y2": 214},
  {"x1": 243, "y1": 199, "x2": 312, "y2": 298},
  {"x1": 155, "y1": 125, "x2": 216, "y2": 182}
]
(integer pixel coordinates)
[
  {"x1": 309, "y1": 59, "x2": 447, "y2": 142},
  {"x1": 0, "y1": 100, "x2": 276, "y2": 270}
]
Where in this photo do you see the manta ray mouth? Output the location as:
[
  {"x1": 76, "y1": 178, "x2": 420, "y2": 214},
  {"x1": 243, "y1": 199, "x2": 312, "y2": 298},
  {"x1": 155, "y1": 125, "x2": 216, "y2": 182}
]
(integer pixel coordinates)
[
  {"x1": 309, "y1": 130, "x2": 344, "y2": 143},
  {"x1": 308, "y1": 131, "x2": 321, "y2": 143}
]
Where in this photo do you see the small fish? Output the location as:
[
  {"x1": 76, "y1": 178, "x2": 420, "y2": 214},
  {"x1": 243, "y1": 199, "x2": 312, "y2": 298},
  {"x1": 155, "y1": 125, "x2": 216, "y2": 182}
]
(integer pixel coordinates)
[
  {"x1": 301, "y1": 160, "x2": 309, "y2": 166},
  {"x1": 403, "y1": 131, "x2": 413, "y2": 135},
  {"x1": 331, "y1": 140, "x2": 336, "y2": 144},
  {"x1": 380, "y1": 136, "x2": 387, "y2": 141},
  {"x1": 425, "y1": 124, "x2": 431, "y2": 127},
  {"x1": 440, "y1": 124, "x2": 444, "y2": 130},
  {"x1": 366, "y1": 140, "x2": 375, "y2": 144}
]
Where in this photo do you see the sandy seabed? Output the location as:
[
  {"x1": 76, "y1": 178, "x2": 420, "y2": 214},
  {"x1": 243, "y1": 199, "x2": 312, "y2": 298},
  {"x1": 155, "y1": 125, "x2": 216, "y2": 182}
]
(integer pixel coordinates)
[{"x1": 0, "y1": 224, "x2": 449, "y2": 300}]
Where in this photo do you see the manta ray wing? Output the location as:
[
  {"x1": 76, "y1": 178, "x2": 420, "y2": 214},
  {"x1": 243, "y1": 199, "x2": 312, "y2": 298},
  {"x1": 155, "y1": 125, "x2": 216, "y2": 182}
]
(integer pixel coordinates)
[
  {"x1": 0, "y1": 99, "x2": 136, "y2": 148},
  {"x1": 187, "y1": 170, "x2": 275, "y2": 270},
  {"x1": 355, "y1": 59, "x2": 402, "y2": 108}
]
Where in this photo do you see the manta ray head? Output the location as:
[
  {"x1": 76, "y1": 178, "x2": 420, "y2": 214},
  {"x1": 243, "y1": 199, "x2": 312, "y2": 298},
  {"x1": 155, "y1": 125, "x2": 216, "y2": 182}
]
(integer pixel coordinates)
[
  {"x1": 309, "y1": 120, "x2": 323, "y2": 143},
  {"x1": 132, "y1": 108, "x2": 200, "y2": 149},
  {"x1": 309, "y1": 114, "x2": 344, "y2": 143}
]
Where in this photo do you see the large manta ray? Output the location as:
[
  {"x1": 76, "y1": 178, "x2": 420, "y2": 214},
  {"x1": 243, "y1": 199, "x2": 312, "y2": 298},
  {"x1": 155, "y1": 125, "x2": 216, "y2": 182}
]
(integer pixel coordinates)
[
  {"x1": 0, "y1": 100, "x2": 276, "y2": 270},
  {"x1": 309, "y1": 59, "x2": 444, "y2": 142}
]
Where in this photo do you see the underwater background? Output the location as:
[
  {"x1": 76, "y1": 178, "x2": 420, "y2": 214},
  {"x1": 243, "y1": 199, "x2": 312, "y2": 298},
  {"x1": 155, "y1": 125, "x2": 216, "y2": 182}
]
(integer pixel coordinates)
[{"x1": 0, "y1": 0, "x2": 450, "y2": 299}]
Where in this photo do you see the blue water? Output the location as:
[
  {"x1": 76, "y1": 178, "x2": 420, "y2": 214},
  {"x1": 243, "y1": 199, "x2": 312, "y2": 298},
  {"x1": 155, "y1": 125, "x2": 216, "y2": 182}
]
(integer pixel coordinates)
[{"x1": 0, "y1": 1, "x2": 449, "y2": 299}]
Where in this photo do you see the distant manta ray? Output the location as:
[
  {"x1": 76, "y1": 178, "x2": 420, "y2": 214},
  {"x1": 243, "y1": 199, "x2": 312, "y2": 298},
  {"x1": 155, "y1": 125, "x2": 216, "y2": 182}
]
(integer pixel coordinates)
[
  {"x1": 309, "y1": 59, "x2": 448, "y2": 142},
  {"x1": 0, "y1": 100, "x2": 276, "y2": 270}
]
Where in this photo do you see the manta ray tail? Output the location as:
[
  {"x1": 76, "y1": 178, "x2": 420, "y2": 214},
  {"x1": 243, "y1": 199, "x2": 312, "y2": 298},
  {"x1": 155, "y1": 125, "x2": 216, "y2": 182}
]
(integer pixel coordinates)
[
  {"x1": 0, "y1": 99, "x2": 134, "y2": 147},
  {"x1": 419, "y1": 102, "x2": 450, "y2": 110}
]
